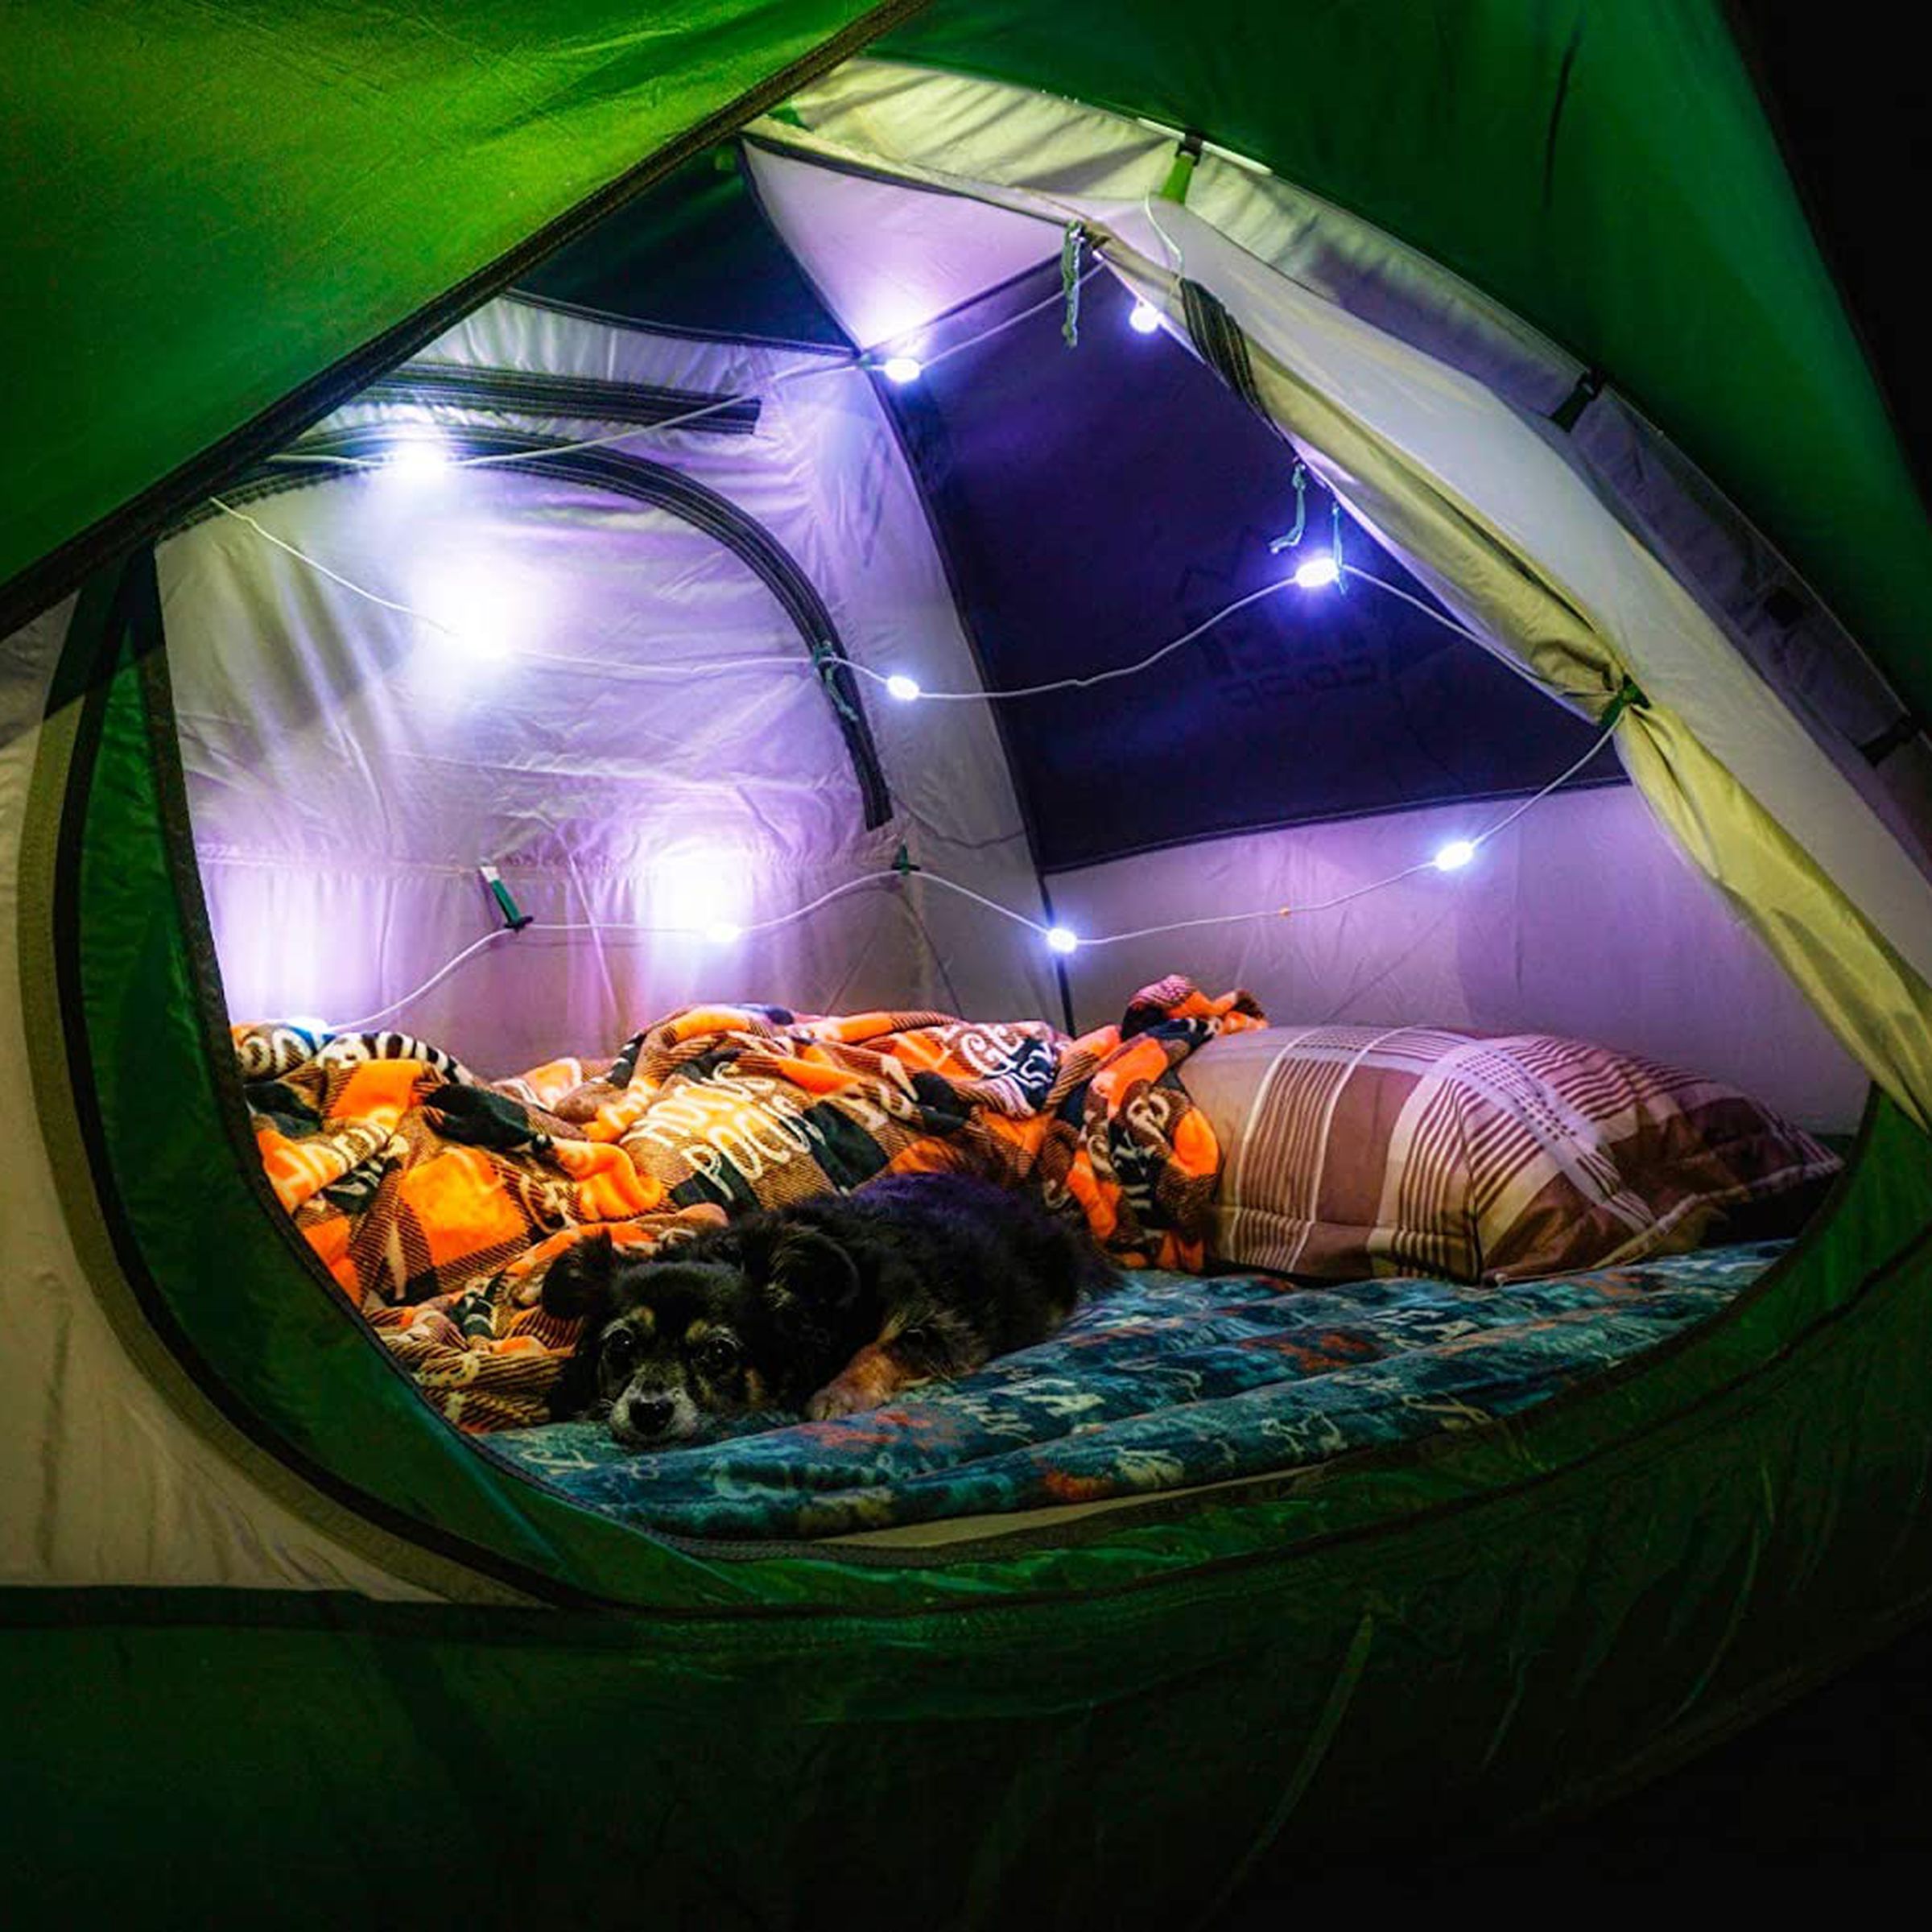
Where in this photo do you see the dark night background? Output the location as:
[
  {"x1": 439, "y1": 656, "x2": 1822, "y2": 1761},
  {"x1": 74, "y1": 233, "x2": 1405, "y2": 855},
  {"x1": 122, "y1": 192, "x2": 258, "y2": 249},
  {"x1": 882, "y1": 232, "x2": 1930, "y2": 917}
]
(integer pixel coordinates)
[
  {"x1": 1736, "y1": 3, "x2": 1931, "y2": 492},
  {"x1": 1217, "y1": 8, "x2": 1932, "y2": 1904}
]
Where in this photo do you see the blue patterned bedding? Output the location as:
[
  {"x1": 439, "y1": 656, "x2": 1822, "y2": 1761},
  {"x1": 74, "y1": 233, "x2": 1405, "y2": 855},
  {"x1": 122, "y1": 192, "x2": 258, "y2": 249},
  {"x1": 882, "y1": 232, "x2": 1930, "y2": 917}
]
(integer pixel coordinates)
[{"x1": 485, "y1": 1241, "x2": 1786, "y2": 1541}]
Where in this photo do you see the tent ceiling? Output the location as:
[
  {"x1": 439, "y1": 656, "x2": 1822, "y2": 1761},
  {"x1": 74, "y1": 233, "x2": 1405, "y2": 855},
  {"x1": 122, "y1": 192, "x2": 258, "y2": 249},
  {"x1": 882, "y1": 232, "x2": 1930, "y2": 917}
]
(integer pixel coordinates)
[
  {"x1": 506, "y1": 142, "x2": 1620, "y2": 873},
  {"x1": 744, "y1": 142, "x2": 1061, "y2": 349},
  {"x1": 873, "y1": 3, "x2": 1932, "y2": 723},
  {"x1": 869, "y1": 263, "x2": 1618, "y2": 871}
]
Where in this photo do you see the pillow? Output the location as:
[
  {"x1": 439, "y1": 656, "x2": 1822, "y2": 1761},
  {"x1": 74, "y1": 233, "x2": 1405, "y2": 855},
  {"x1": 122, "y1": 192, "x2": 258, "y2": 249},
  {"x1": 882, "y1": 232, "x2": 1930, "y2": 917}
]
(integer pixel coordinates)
[{"x1": 1178, "y1": 1026, "x2": 1842, "y2": 1284}]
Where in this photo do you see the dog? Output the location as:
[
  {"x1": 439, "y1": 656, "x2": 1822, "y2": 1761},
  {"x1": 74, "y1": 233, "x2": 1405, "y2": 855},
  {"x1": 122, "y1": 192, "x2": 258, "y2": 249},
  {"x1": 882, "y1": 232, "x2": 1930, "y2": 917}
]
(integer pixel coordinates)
[{"x1": 541, "y1": 1171, "x2": 1116, "y2": 1447}]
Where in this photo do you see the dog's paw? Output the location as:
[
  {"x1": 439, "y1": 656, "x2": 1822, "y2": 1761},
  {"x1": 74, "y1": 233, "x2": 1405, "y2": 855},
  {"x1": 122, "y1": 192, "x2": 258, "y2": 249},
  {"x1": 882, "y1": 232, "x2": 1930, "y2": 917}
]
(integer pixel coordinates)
[{"x1": 805, "y1": 1380, "x2": 877, "y2": 1422}]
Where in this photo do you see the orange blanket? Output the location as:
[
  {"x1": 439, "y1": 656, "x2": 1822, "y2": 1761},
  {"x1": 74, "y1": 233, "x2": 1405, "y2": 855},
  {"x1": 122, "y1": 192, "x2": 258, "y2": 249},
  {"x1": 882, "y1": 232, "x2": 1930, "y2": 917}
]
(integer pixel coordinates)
[{"x1": 236, "y1": 976, "x2": 1263, "y2": 1430}]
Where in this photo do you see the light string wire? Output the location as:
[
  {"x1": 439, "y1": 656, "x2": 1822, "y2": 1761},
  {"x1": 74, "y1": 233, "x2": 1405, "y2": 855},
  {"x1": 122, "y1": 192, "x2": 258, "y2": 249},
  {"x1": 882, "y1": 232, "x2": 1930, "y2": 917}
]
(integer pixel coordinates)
[
  {"x1": 324, "y1": 705, "x2": 1625, "y2": 1032},
  {"x1": 199, "y1": 502, "x2": 1507, "y2": 713}
]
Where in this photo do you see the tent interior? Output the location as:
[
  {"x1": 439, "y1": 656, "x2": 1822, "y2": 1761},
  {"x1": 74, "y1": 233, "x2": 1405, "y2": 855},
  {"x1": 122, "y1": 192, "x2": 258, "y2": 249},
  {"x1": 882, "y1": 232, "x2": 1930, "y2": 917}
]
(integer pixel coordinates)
[{"x1": 128, "y1": 57, "x2": 1926, "y2": 1549}]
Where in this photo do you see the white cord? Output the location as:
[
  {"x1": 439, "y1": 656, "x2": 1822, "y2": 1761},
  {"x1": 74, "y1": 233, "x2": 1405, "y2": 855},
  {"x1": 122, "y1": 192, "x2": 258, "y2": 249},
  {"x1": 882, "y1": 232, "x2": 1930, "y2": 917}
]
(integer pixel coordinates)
[
  {"x1": 840, "y1": 574, "x2": 1304, "y2": 701},
  {"x1": 204, "y1": 498, "x2": 1530, "y2": 713},
  {"x1": 203, "y1": 505, "x2": 1316, "y2": 703},
  {"x1": 1141, "y1": 192, "x2": 1187, "y2": 275},
  {"x1": 314, "y1": 707, "x2": 1621, "y2": 1028},
  {"x1": 329, "y1": 928, "x2": 515, "y2": 1030},
  {"x1": 1337, "y1": 566, "x2": 1497, "y2": 652},
  {"x1": 914, "y1": 264, "x2": 1105, "y2": 377},
  {"x1": 208, "y1": 497, "x2": 464, "y2": 637}
]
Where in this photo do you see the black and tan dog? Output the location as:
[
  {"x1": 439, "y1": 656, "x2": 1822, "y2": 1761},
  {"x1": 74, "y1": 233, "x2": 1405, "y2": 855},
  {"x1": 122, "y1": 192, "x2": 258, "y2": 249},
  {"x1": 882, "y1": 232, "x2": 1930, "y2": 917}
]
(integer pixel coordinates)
[{"x1": 543, "y1": 1172, "x2": 1114, "y2": 1446}]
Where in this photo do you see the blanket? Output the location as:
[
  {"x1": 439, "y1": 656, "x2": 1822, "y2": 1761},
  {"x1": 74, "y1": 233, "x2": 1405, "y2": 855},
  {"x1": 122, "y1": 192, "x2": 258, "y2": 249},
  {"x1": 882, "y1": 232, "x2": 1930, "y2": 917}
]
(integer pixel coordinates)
[
  {"x1": 489, "y1": 1240, "x2": 1788, "y2": 1539},
  {"x1": 237, "y1": 976, "x2": 1263, "y2": 1430}
]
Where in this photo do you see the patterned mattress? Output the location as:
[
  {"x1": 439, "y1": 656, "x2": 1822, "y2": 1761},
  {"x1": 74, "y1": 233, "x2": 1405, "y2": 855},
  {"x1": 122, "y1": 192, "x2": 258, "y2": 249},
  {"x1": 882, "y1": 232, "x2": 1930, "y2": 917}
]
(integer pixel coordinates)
[{"x1": 485, "y1": 1240, "x2": 1788, "y2": 1542}]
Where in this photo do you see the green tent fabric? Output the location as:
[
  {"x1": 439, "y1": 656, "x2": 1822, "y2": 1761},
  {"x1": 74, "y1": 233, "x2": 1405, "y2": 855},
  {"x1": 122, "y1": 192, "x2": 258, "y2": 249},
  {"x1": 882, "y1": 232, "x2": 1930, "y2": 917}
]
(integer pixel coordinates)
[
  {"x1": 7, "y1": 4, "x2": 1932, "y2": 1922},
  {"x1": 0, "y1": 0, "x2": 911, "y2": 630}
]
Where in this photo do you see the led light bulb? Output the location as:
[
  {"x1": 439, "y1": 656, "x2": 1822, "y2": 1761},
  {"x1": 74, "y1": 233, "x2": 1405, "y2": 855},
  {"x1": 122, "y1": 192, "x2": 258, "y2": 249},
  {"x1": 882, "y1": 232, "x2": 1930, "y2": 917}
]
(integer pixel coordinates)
[
  {"x1": 1128, "y1": 300, "x2": 1162, "y2": 334},
  {"x1": 704, "y1": 921, "x2": 743, "y2": 943},
  {"x1": 880, "y1": 355, "x2": 924, "y2": 385},
  {"x1": 1433, "y1": 839, "x2": 1476, "y2": 872},
  {"x1": 886, "y1": 674, "x2": 923, "y2": 702},
  {"x1": 1294, "y1": 554, "x2": 1341, "y2": 590},
  {"x1": 386, "y1": 435, "x2": 449, "y2": 479},
  {"x1": 1045, "y1": 926, "x2": 1080, "y2": 955}
]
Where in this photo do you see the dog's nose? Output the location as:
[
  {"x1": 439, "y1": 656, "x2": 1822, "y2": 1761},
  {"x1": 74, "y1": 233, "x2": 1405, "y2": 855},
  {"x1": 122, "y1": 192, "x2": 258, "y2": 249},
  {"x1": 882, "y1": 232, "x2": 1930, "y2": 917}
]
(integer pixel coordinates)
[{"x1": 624, "y1": 1391, "x2": 675, "y2": 1437}]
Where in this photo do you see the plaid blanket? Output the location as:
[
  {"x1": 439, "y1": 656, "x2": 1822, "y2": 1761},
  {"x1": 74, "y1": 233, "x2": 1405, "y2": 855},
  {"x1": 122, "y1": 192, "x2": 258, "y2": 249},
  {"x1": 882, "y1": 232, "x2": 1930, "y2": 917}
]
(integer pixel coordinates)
[{"x1": 237, "y1": 976, "x2": 1264, "y2": 1430}]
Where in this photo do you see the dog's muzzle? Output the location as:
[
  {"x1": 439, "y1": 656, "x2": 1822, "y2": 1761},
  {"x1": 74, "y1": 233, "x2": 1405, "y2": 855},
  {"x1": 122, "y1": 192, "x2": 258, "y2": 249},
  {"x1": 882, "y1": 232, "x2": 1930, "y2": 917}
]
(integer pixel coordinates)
[{"x1": 609, "y1": 1382, "x2": 699, "y2": 1447}]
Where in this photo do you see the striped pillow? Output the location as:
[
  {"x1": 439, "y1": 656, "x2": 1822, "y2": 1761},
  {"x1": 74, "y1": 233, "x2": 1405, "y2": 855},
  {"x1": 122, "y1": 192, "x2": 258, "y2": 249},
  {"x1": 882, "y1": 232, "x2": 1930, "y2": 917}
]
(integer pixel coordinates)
[{"x1": 1178, "y1": 1026, "x2": 1841, "y2": 1284}]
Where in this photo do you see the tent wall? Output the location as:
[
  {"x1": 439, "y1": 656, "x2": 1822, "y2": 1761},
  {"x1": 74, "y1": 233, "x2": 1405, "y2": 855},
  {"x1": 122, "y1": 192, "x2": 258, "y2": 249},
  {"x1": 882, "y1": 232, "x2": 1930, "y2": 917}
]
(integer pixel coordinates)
[
  {"x1": 1056, "y1": 785, "x2": 1868, "y2": 1133},
  {"x1": 762, "y1": 60, "x2": 1932, "y2": 867},
  {"x1": 0, "y1": 597, "x2": 456, "y2": 1596},
  {"x1": 159, "y1": 298, "x2": 1055, "y2": 1059}
]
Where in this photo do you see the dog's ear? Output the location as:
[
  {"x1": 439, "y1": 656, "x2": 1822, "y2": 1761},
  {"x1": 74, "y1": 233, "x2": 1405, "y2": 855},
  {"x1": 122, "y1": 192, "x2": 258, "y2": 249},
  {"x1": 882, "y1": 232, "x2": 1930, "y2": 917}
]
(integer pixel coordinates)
[
  {"x1": 765, "y1": 1226, "x2": 863, "y2": 1317},
  {"x1": 539, "y1": 1229, "x2": 619, "y2": 1321}
]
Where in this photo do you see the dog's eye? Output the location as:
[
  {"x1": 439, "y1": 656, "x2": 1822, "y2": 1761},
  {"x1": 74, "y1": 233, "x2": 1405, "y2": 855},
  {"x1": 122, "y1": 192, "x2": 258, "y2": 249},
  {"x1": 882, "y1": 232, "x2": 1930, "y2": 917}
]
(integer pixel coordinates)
[
  {"x1": 601, "y1": 1327, "x2": 636, "y2": 1370},
  {"x1": 696, "y1": 1337, "x2": 739, "y2": 1376}
]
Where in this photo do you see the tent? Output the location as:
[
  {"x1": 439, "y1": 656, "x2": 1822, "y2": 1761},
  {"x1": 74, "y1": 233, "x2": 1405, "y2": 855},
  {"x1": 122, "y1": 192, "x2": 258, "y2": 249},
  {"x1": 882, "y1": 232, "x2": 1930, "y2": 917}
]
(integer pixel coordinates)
[{"x1": 6, "y1": 2, "x2": 1932, "y2": 1919}]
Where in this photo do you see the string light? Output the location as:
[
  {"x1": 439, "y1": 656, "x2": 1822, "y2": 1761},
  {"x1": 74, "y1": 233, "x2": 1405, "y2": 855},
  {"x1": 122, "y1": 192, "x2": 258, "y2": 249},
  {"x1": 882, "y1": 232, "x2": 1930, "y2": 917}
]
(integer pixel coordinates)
[
  {"x1": 206, "y1": 492, "x2": 1583, "y2": 724},
  {"x1": 317, "y1": 700, "x2": 1623, "y2": 1032},
  {"x1": 217, "y1": 264, "x2": 1633, "y2": 1031},
  {"x1": 385, "y1": 434, "x2": 450, "y2": 480},
  {"x1": 211, "y1": 468, "x2": 1610, "y2": 749}
]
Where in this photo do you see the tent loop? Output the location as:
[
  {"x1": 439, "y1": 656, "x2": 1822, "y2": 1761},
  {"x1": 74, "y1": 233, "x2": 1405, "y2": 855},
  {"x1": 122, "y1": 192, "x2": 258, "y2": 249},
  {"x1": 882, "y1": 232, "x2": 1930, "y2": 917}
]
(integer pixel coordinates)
[
  {"x1": 811, "y1": 638, "x2": 861, "y2": 723},
  {"x1": 1266, "y1": 461, "x2": 1310, "y2": 553},
  {"x1": 1603, "y1": 674, "x2": 1649, "y2": 725},
  {"x1": 477, "y1": 863, "x2": 532, "y2": 933},
  {"x1": 1158, "y1": 127, "x2": 1206, "y2": 204},
  {"x1": 1059, "y1": 221, "x2": 1085, "y2": 347},
  {"x1": 1550, "y1": 365, "x2": 1605, "y2": 431}
]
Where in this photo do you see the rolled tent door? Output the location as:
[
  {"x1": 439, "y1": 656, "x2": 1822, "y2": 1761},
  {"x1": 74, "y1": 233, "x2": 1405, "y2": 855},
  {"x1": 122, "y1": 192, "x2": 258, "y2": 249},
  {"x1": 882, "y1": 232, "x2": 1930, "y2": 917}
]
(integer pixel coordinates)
[{"x1": 1100, "y1": 218, "x2": 1932, "y2": 1129}]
